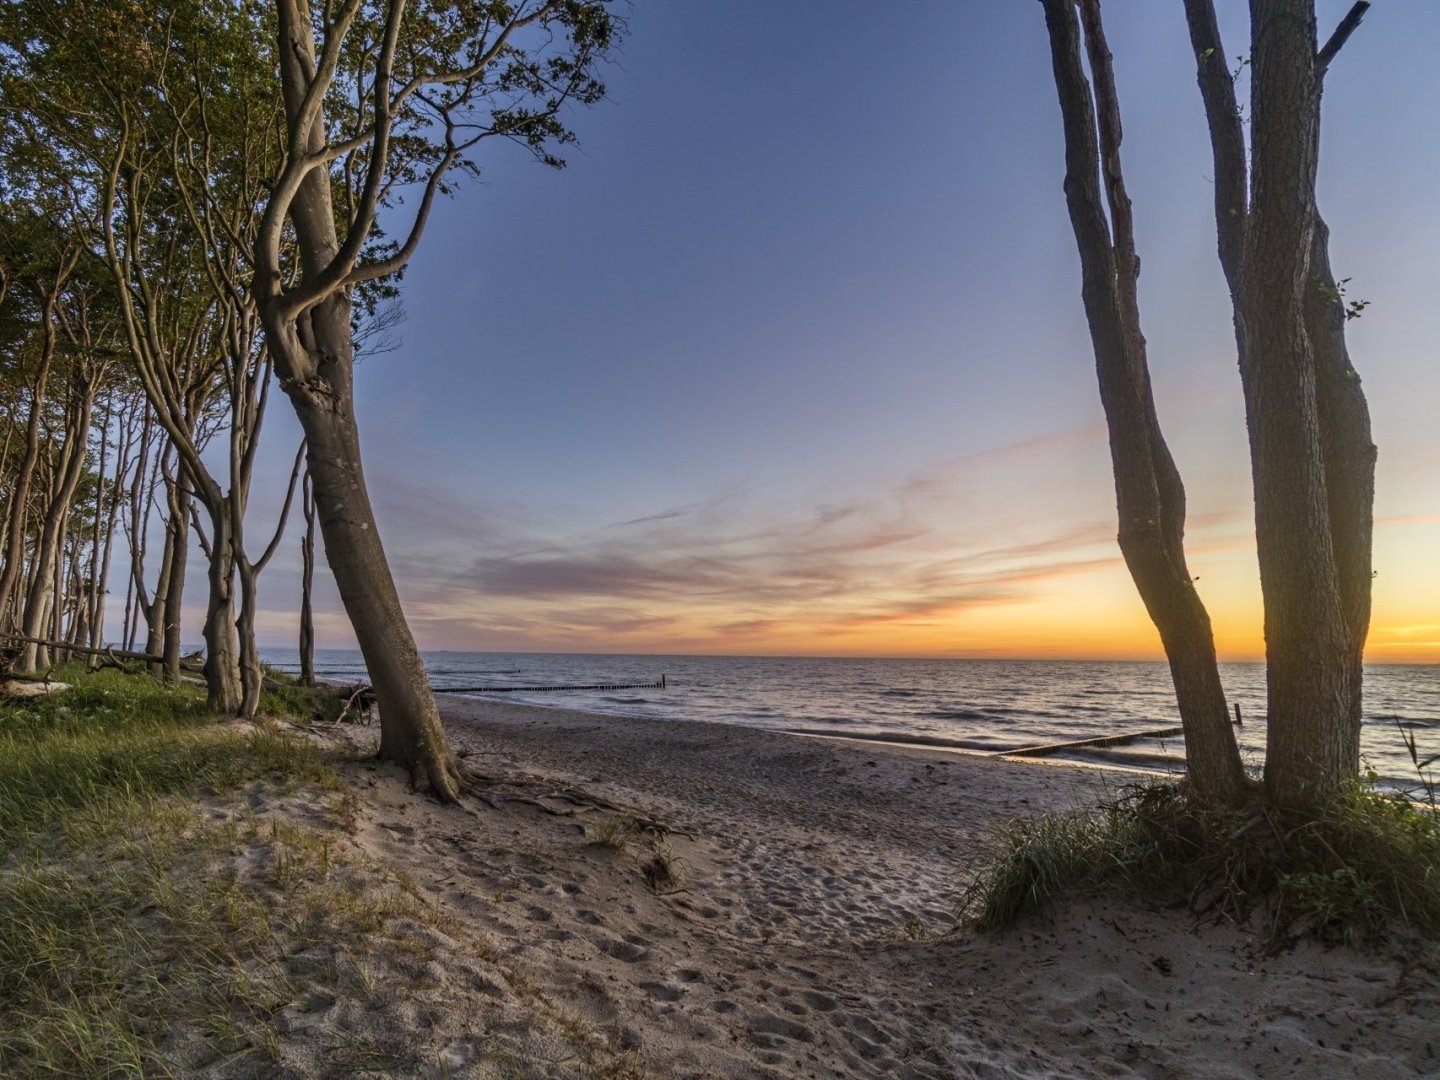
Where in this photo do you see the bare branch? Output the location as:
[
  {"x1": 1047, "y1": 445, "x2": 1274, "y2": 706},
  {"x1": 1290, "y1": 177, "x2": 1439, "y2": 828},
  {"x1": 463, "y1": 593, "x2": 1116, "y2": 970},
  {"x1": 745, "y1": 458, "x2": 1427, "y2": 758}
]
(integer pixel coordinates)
[{"x1": 1316, "y1": 1, "x2": 1370, "y2": 77}]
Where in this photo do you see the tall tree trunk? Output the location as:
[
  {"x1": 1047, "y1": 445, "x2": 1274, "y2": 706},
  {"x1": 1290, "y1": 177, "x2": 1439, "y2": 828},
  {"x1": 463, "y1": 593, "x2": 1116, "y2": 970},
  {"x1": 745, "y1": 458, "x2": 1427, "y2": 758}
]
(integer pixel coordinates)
[
  {"x1": 19, "y1": 383, "x2": 93, "y2": 671},
  {"x1": 1299, "y1": 213, "x2": 1374, "y2": 788},
  {"x1": 89, "y1": 402, "x2": 131, "y2": 655},
  {"x1": 0, "y1": 344, "x2": 53, "y2": 628},
  {"x1": 299, "y1": 468, "x2": 316, "y2": 687},
  {"x1": 1243, "y1": 0, "x2": 1351, "y2": 805},
  {"x1": 161, "y1": 478, "x2": 189, "y2": 682},
  {"x1": 266, "y1": 294, "x2": 461, "y2": 799},
  {"x1": 1186, "y1": 0, "x2": 1374, "y2": 807},
  {"x1": 1041, "y1": 0, "x2": 1246, "y2": 804}
]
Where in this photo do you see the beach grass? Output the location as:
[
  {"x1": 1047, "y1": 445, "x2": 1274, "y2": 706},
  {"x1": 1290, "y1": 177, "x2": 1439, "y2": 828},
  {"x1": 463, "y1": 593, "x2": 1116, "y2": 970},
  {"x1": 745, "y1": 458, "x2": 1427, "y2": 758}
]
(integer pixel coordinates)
[
  {"x1": 0, "y1": 667, "x2": 412, "y2": 1077},
  {"x1": 960, "y1": 776, "x2": 1440, "y2": 943},
  {"x1": 0, "y1": 667, "x2": 670, "y2": 1079}
]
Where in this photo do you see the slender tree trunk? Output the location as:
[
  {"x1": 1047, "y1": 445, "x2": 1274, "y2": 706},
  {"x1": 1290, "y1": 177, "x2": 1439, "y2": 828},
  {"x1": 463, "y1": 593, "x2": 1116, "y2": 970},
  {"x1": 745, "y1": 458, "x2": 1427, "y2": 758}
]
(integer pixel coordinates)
[
  {"x1": 299, "y1": 468, "x2": 316, "y2": 687},
  {"x1": 0, "y1": 350, "x2": 53, "y2": 627},
  {"x1": 89, "y1": 403, "x2": 130, "y2": 655},
  {"x1": 236, "y1": 559, "x2": 263, "y2": 716},
  {"x1": 19, "y1": 383, "x2": 93, "y2": 671},
  {"x1": 1041, "y1": 0, "x2": 1246, "y2": 804},
  {"x1": 141, "y1": 496, "x2": 173, "y2": 669},
  {"x1": 161, "y1": 477, "x2": 189, "y2": 682},
  {"x1": 1299, "y1": 212, "x2": 1374, "y2": 785}
]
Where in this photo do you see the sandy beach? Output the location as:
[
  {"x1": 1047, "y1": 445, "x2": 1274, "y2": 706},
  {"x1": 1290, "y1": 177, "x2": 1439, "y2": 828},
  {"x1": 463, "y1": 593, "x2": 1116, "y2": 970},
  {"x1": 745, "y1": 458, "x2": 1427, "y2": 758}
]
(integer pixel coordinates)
[{"x1": 227, "y1": 696, "x2": 1439, "y2": 1079}]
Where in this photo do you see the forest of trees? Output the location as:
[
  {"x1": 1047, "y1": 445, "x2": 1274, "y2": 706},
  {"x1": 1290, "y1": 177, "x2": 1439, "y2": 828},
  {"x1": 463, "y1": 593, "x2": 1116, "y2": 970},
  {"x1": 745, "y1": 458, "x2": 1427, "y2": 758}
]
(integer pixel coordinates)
[{"x1": 0, "y1": 0, "x2": 614, "y2": 798}]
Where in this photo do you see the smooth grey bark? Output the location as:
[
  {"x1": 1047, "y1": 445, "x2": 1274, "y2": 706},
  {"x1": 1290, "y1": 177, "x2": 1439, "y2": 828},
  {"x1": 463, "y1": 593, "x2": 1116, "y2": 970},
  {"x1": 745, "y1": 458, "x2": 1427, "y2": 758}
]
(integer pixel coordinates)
[
  {"x1": 160, "y1": 472, "x2": 189, "y2": 682},
  {"x1": 19, "y1": 377, "x2": 94, "y2": 671},
  {"x1": 0, "y1": 314, "x2": 55, "y2": 628},
  {"x1": 1184, "y1": 0, "x2": 1375, "y2": 807},
  {"x1": 1039, "y1": 0, "x2": 1247, "y2": 804},
  {"x1": 263, "y1": 292, "x2": 462, "y2": 798}
]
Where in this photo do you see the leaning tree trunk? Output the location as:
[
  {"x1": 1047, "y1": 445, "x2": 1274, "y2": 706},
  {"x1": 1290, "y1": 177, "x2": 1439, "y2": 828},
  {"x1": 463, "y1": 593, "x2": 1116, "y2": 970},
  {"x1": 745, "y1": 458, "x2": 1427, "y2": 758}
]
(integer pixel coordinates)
[
  {"x1": 1042, "y1": 0, "x2": 1246, "y2": 804},
  {"x1": 268, "y1": 294, "x2": 462, "y2": 800}
]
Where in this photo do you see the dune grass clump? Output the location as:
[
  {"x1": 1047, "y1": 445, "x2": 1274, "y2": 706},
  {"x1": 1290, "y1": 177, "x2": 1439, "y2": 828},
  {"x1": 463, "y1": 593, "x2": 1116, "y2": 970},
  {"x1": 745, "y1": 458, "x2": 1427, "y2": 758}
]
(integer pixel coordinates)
[
  {"x1": 960, "y1": 777, "x2": 1440, "y2": 944},
  {"x1": 0, "y1": 667, "x2": 354, "y2": 1076}
]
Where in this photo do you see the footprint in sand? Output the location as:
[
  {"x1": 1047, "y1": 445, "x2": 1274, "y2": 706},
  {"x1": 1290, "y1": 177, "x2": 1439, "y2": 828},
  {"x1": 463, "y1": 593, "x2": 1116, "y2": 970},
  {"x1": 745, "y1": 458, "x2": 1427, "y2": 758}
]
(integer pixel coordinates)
[
  {"x1": 747, "y1": 1012, "x2": 813, "y2": 1044},
  {"x1": 801, "y1": 990, "x2": 838, "y2": 1012},
  {"x1": 638, "y1": 981, "x2": 683, "y2": 1002},
  {"x1": 597, "y1": 937, "x2": 649, "y2": 963},
  {"x1": 575, "y1": 909, "x2": 604, "y2": 926}
]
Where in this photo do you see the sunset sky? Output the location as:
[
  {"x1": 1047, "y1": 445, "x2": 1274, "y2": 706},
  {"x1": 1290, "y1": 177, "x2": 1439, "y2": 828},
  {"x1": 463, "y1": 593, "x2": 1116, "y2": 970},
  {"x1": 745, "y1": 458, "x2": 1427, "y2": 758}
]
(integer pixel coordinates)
[{"x1": 234, "y1": 0, "x2": 1438, "y2": 663}]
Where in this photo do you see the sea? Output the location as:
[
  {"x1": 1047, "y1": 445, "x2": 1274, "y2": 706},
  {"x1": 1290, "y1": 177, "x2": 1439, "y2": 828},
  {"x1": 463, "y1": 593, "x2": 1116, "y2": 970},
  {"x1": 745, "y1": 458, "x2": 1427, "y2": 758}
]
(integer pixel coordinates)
[{"x1": 259, "y1": 649, "x2": 1439, "y2": 791}]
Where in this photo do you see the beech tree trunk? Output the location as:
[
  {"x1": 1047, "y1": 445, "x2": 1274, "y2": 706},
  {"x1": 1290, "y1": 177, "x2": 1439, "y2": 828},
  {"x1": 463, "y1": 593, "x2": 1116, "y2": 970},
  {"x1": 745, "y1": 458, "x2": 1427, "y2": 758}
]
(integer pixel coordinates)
[
  {"x1": 1185, "y1": 0, "x2": 1375, "y2": 807},
  {"x1": 0, "y1": 331, "x2": 53, "y2": 629},
  {"x1": 19, "y1": 380, "x2": 93, "y2": 671},
  {"x1": 201, "y1": 504, "x2": 242, "y2": 714},
  {"x1": 266, "y1": 294, "x2": 461, "y2": 798},
  {"x1": 161, "y1": 478, "x2": 189, "y2": 682},
  {"x1": 1041, "y1": 0, "x2": 1247, "y2": 804}
]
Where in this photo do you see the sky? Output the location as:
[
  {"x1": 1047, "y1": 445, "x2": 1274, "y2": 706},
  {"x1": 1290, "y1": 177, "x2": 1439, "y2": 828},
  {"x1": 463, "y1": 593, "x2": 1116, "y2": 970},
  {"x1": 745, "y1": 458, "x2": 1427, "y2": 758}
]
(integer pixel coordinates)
[{"x1": 223, "y1": 0, "x2": 1438, "y2": 662}]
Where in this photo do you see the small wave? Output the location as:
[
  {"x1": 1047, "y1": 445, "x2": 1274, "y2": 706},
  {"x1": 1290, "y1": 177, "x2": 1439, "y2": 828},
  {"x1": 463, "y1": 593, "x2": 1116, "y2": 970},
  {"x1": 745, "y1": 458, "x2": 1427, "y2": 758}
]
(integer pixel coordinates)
[
  {"x1": 920, "y1": 708, "x2": 990, "y2": 722},
  {"x1": 879, "y1": 689, "x2": 922, "y2": 698},
  {"x1": 605, "y1": 696, "x2": 649, "y2": 705}
]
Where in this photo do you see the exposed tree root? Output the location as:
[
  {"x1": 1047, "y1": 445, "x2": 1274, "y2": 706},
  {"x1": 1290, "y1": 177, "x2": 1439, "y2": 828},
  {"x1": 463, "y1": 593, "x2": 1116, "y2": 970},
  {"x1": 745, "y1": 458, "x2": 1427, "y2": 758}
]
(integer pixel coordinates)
[{"x1": 460, "y1": 767, "x2": 688, "y2": 839}]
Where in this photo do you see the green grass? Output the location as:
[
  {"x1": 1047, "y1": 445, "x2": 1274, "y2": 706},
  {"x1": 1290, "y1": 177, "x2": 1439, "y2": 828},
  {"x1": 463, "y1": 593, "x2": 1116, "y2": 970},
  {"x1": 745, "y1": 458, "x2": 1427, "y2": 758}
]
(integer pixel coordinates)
[
  {"x1": 0, "y1": 667, "x2": 359, "y2": 1076},
  {"x1": 0, "y1": 668, "x2": 655, "y2": 1079},
  {"x1": 959, "y1": 778, "x2": 1440, "y2": 944}
]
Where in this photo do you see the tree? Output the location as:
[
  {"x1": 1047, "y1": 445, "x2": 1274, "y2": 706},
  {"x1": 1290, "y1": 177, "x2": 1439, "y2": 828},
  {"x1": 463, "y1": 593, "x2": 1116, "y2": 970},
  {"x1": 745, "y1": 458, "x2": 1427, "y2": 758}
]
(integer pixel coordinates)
[
  {"x1": 1039, "y1": 0, "x2": 1375, "y2": 810},
  {"x1": 252, "y1": 0, "x2": 614, "y2": 800},
  {"x1": 1039, "y1": 0, "x2": 1247, "y2": 805}
]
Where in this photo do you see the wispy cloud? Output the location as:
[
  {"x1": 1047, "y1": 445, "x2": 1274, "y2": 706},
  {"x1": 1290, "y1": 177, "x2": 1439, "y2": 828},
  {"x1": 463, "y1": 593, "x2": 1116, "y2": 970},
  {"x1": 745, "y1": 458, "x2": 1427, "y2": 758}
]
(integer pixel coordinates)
[{"x1": 343, "y1": 424, "x2": 1223, "y2": 652}]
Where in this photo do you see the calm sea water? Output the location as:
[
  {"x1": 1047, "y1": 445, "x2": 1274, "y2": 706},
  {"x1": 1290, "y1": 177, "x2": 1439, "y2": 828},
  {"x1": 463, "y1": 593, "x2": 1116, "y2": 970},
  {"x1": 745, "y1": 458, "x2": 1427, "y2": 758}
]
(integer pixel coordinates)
[{"x1": 259, "y1": 649, "x2": 1439, "y2": 789}]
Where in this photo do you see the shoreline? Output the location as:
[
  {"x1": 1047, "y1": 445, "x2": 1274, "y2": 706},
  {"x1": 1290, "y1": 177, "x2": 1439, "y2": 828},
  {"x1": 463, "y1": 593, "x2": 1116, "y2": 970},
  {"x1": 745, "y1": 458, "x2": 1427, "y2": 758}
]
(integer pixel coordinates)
[{"x1": 434, "y1": 689, "x2": 1183, "y2": 779}]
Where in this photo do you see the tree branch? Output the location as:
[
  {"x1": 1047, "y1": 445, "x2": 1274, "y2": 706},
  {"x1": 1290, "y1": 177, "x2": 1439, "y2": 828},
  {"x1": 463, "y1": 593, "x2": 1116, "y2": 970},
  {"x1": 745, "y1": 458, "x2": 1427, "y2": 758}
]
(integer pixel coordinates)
[{"x1": 1316, "y1": 1, "x2": 1369, "y2": 77}]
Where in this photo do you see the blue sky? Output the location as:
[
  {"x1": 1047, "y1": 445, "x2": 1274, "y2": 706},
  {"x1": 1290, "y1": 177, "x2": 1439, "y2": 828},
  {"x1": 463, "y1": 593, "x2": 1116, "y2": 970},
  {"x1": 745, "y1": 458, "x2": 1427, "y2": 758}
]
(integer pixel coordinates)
[{"x1": 230, "y1": 0, "x2": 1439, "y2": 659}]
